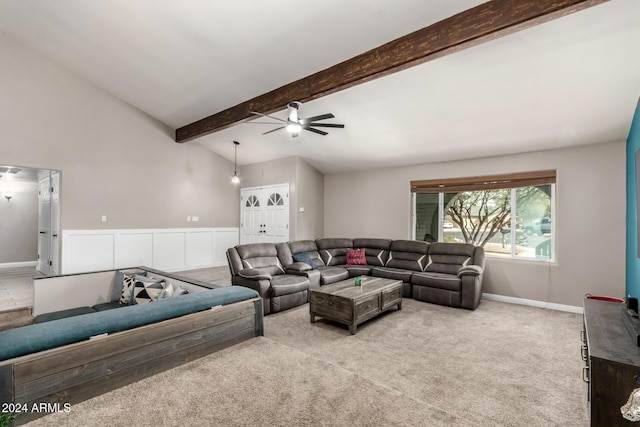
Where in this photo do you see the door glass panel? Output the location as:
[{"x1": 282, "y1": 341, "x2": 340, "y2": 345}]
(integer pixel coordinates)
[
  {"x1": 246, "y1": 195, "x2": 259, "y2": 207},
  {"x1": 415, "y1": 193, "x2": 439, "y2": 243},
  {"x1": 268, "y1": 193, "x2": 284, "y2": 206}
]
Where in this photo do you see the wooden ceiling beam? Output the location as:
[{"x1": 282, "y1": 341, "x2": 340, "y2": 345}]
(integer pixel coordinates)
[{"x1": 175, "y1": 0, "x2": 609, "y2": 143}]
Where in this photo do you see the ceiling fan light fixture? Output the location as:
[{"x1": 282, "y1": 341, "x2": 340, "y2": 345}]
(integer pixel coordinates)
[
  {"x1": 286, "y1": 120, "x2": 302, "y2": 133},
  {"x1": 286, "y1": 101, "x2": 302, "y2": 133}
]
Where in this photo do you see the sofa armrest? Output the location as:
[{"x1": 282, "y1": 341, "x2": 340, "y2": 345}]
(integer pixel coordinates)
[
  {"x1": 238, "y1": 268, "x2": 272, "y2": 281},
  {"x1": 458, "y1": 265, "x2": 483, "y2": 277},
  {"x1": 285, "y1": 262, "x2": 312, "y2": 273}
]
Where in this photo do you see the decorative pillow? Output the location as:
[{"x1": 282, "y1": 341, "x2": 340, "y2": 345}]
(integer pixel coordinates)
[
  {"x1": 159, "y1": 283, "x2": 174, "y2": 299},
  {"x1": 346, "y1": 248, "x2": 367, "y2": 265},
  {"x1": 119, "y1": 273, "x2": 138, "y2": 305},
  {"x1": 172, "y1": 285, "x2": 190, "y2": 297},
  {"x1": 292, "y1": 252, "x2": 316, "y2": 269},
  {"x1": 132, "y1": 275, "x2": 167, "y2": 305}
]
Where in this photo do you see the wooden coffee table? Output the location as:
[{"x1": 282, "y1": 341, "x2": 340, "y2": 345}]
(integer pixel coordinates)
[{"x1": 309, "y1": 276, "x2": 402, "y2": 335}]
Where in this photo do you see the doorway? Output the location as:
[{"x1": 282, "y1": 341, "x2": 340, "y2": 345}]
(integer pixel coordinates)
[
  {"x1": 0, "y1": 165, "x2": 60, "y2": 275},
  {"x1": 37, "y1": 172, "x2": 60, "y2": 275},
  {"x1": 240, "y1": 183, "x2": 289, "y2": 244}
]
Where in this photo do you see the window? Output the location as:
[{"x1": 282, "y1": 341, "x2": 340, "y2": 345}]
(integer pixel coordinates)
[
  {"x1": 245, "y1": 195, "x2": 259, "y2": 207},
  {"x1": 268, "y1": 193, "x2": 284, "y2": 206},
  {"x1": 412, "y1": 171, "x2": 555, "y2": 260}
]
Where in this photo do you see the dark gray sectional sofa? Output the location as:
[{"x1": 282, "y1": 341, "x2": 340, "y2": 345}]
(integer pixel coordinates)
[{"x1": 226, "y1": 238, "x2": 485, "y2": 315}]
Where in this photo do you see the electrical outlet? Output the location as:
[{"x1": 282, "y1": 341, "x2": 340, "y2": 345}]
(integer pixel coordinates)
[
  {"x1": 101, "y1": 215, "x2": 107, "y2": 222},
  {"x1": 192, "y1": 216, "x2": 199, "y2": 222},
  {"x1": 187, "y1": 216, "x2": 191, "y2": 222}
]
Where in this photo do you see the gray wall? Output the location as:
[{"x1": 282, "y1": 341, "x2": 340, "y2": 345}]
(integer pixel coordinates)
[
  {"x1": 239, "y1": 156, "x2": 324, "y2": 241},
  {"x1": 295, "y1": 158, "x2": 324, "y2": 240},
  {"x1": 1, "y1": 33, "x2": 239, "y2": 231},
  {"x1": 324, "y1": 141, "x2": 625, "y2": 307},
  {"x1": 0, "y1": 182, "x2": 38, "y2": 263}
]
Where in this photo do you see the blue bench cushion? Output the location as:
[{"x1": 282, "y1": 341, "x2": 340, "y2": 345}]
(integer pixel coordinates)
[{"x1": 0, "y1": 286, "x2": 259, "y2": 361}]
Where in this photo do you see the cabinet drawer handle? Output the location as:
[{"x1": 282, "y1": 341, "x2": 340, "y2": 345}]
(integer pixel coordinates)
[
  {"x1": 581, "y1": 345, "x2": 588, "y2": 362},
  {"x1": 580, "y1": 329, "x2": 586, "y2": 343},
  {"x1": 582, "y1": 366, "x2": 590, "y2": 383}
]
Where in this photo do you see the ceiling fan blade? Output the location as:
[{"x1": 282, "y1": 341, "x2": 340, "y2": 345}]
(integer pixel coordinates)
[
  {"x1": 262, "y1": 126, "x2": 286, "y2": 135},
  {"x1": 301, "y1": 113, "x2": 334, "y2": 123},
  {"x1": 305, "y1": 123, "x2": 345, "y2": 128},
  {"x1": 304, "y1": 127, "x2": 328, "y2": 136},
  {"x1": 250, "y1": 111, "x2": 287, "y2": 123}
]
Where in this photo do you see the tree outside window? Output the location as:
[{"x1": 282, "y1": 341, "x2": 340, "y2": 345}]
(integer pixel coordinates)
[{"x1": 415, "y1": 184, "x2": 553, "y2": 260}]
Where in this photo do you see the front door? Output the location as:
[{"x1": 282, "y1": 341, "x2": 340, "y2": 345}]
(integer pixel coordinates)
[
  {"x1": 264, "y1": 190, "x2": 289, "y2": 243},
  {"x1": 240, "y1": 184, "x2": 289, "y2": 244},
  {"x1": 241, "y1": 187, "x2": 265, "y2": 244}
]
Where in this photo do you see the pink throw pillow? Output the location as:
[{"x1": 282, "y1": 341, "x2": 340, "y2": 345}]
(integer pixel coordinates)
[{"x1": 346, "y1": 248, "x2": 367, "y2": 265}]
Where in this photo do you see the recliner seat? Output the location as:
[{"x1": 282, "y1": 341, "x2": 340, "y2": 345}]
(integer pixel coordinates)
[
  {"x1": 227, "y1": 243, "x2": 310, "y2": 315},
  {"x1": 410, "y1": 242, "x2": 485, "y2": 309},
  {"x1": 371, "y1": 239, "x2": 429, "y2": 297}
]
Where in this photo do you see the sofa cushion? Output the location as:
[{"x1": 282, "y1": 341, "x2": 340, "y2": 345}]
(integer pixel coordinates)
[
  {"x1": 292, "y1": 252, "x2": 317, "y2": 269},
  {"x1": 345, "y1": 265, "x2": 373, "y2": 277},
  {"x1": 287, "y1": 240, "x2": 325, "y2": 267},
  {"x1": 316, "y1": 238, "x2": 354, "y2": 266},
  {"x1": 425, "y1": 242, "x2": 476, "y2": 275},
  {"x1": 33, "y1": 306, "x2": 96, "y2": 324},
  {"x1": 317, "y1": 266, "x2": 349, "y2": 285},
  {"x1": 412, "y1": 271, "x2": 462, "y2": 292},
  {"x1": 386, "y1": 240, "x2": 429, "y2": 272},
  {"x1": 371, "y1": 266, "x2": 414, "y2": 283},
  {"x1": 270, "y1": 275, "x2": 310, "y2": 297},
  {"x1": 346, "y1": 248, "x2": 366, "y2": 265},
  {"x1": 236, "y1": 243, "x2": 286, "y2": 276},
  {"x1": 352, "y1": 238, "x2": 392, "y2": 266}
]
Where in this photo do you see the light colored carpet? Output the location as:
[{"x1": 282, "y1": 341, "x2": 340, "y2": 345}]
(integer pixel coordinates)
[{"x1": 24, "y1": 299, "x2": 587, "y2": 426}]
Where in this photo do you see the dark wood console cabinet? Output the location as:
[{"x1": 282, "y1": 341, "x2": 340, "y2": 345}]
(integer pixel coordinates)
[{"x1": 583, "y1": 298, "x2": 640, "y2": 426}]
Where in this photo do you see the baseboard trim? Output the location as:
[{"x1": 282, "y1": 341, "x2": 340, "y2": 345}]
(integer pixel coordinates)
[
  {"x1": 482, "y1": 293, "x2": 583, "y2": 314},
  {"x1": 0, "y1": 261, "x2": 37, "y2": 270}
]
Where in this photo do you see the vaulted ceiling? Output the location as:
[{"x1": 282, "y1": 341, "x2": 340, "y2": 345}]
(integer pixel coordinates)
[{"x1": 1, "y1": 0, "x2": 639, "y2": 173}]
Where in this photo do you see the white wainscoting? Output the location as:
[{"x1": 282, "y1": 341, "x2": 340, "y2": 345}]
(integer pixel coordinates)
[{"x1": 62, "y1": 228, "x2": 239, "y2": 274}]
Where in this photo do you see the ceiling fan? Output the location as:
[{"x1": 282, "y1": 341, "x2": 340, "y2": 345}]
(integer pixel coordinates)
[{"x1": 250, "y1": 101, "x2": 344, "y2": 138}]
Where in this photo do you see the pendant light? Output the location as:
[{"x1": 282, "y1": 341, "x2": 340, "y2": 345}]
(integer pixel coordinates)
[{"x1": 231, "y1": 141, "x2": 240, "y2": 184}]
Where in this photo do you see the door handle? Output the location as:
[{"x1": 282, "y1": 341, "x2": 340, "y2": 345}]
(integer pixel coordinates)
[{"x1": 39, "y1": 231, "x2": 46, "y2": 234}]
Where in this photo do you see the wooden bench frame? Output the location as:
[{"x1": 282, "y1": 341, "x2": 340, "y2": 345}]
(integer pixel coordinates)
[{"x1": 0, "y1": 297, "x2": 263, "y2": 425}]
